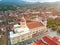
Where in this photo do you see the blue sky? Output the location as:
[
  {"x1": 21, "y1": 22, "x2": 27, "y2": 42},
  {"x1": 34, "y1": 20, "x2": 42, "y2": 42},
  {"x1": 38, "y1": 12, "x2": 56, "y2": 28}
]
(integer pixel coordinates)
[
  {"x1": 22, "y1": 0, "x2": 60, "y2": 2},
  {"x1": 0, "y1": 0, "x2": 60, "y2": 3}
]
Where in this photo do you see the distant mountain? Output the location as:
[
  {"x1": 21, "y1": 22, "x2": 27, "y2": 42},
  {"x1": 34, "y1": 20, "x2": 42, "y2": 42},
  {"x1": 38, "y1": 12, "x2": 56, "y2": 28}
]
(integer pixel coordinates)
[
  {"x1": 0, "y1": 0, "x2": 60, "y2": 5},
  {"x1": 0, "y1": 0, "x2": 60, "y2": 10},
  {"x1": 0, "y1": 0, "x2": 33, "y2": 5}
]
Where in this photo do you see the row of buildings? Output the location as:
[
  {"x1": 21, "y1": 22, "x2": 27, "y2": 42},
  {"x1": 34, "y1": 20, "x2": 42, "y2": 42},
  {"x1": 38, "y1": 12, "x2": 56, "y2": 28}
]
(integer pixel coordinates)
[{"x1": 0, "y1": 8, "x2": 60, "y2": 45}]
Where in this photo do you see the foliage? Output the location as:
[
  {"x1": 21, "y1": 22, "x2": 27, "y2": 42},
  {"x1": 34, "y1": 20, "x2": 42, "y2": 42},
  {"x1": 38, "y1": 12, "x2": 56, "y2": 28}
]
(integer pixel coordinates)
[
  {"x1": 57, "y1": 29, "x2": 60, "y2": 33},
  {"x1": 0, "y1": 4, "x2": 16, "y2": 11},
  {"x1": 57, "y1": 27, "x2": 60, "y2": 33},
  {"x1": 47, "y1": 18, "x2": 60, "y2": 31}
]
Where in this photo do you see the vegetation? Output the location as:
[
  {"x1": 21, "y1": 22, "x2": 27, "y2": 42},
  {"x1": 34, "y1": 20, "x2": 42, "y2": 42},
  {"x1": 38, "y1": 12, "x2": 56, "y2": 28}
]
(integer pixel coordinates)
[
  {"x1": 0, "y1": 4, "x2": 17, "y2": 11},
  {"x1": 57, "y1": 29, "x2": 60, "y2": 33},
  {"x1": 0, "y1": 2, "x2": 60, "y2": 11},
  {"x1": 47, "y1": 18, "x2": 60, "y2": 31},
  {"x1": 57, "y1": 27, "x2": 60, "y2": 33}
]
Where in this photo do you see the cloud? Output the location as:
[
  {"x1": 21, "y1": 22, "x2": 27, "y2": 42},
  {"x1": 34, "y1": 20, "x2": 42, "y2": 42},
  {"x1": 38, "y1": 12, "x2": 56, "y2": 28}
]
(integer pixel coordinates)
[
  {"x1": 23, "y1": 0, "x2": 40, "y2": 2},
  {"x1": 23, "y1": 0, "x2": 60, "y2": 2}
]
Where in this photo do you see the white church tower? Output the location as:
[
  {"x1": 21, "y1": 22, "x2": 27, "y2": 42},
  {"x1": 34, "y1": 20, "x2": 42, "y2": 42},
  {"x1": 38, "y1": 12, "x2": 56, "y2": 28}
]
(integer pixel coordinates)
[
  {"x1": 35, "y1": 15, "x2": 47, "y2": 27},
  {"x1": 20, "y1": 16, "x2": 26, "y2": 26},
  {"x1": 41, "y1": 18, "x2": 47, "y2": 27}
]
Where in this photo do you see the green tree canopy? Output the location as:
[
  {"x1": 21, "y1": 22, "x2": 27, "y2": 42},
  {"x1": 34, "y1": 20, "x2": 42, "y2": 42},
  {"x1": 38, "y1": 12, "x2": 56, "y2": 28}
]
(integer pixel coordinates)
[{"x1": 47, "y1": 18, "x2": 60, "y2": 31}]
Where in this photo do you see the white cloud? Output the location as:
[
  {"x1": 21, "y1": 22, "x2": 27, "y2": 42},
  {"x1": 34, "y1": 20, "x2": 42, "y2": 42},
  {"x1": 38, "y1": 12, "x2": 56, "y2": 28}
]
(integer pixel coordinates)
[
  {"x1": 23, "y1": 0, "x2": 40, "y2": 2},
  {"x1": 23, "y1": 0, "x2": 60, "y2": 2}
]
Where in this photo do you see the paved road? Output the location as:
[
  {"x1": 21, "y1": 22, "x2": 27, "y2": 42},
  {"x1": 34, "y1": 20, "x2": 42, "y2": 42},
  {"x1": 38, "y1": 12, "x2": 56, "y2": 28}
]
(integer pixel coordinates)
[{"x1": 48, "y1": 28, "x2": 60, "y2": 38}]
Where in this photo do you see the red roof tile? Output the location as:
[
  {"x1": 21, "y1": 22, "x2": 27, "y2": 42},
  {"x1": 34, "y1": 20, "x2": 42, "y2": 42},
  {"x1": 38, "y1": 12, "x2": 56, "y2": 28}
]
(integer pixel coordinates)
[
  {"x1": 30, "y1": 35, "x2": 60, "y2": 45},
  {"x1": 39, "y1": 43, "x2": 46, "y2": 45},
  {"x1": 43, "y1": 35, "x2": 60, "y2": 45},
  {"x1": 35, "y1": 40, "x2": 42, "y2": 44},
  {"x1": 27, "y1": 21, "x2": 43, "y2": 29},
  {"x1": 52, "y1": 36, "x2": 59, "y2": 41}
]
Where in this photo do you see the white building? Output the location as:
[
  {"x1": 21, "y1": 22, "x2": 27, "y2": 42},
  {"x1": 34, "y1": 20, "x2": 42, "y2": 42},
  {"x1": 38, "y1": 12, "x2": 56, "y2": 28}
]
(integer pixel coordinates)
[{"x1": 10, "y1": 16, "x2": 47, "y2": 44}]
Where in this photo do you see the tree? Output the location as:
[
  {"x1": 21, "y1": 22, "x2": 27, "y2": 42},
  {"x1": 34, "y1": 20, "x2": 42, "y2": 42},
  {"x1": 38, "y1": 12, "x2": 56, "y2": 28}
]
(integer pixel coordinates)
[
  {"x1": 47, "y1": 18, "x2": 58, "y2": 31},
  {"x1": 57, "y1": 27, "x2": 60, "y2": 33},
  {"x1": 51, "y1": 24, "x2": 58, "y2": 31}
]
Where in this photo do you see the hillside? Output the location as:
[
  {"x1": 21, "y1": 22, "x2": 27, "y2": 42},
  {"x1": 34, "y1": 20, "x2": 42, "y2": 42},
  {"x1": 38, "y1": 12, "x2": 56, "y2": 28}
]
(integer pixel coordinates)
[{"x1": 0, "y1": 1, "x2": 60, "y2": 11}]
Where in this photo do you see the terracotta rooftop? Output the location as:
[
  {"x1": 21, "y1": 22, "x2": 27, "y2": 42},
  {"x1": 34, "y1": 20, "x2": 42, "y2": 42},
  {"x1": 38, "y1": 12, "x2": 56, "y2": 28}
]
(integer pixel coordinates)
[
  {"x1": 30, "y1": 35, "x2": 60, "y2": 45},
  {"x1": 27, "y1": 21, "x2": 43, "y2": 29}
]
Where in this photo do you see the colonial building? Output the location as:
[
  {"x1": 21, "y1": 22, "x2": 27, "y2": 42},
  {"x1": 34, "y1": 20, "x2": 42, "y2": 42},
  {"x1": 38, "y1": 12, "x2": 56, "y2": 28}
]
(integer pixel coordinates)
[{"x1": 10, "y1": 16, "x2": 47, "y2": 44}]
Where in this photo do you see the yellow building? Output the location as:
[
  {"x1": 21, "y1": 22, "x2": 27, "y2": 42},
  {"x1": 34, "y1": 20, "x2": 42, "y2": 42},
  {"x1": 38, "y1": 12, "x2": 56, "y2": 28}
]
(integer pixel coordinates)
[{"x1": 10, "y1": 16, "x2": 47, "y2": 44}]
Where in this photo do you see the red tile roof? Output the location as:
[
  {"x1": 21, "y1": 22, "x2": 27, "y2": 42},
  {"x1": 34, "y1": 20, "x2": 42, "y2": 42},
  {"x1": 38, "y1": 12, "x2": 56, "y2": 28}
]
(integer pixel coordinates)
[
  {"x1": 30, "y1": 35, "x2": 60, "y2": 45},
  {"x1": 39, "y1": 43, "x2": 46, "y2": 45},
  {"x1": 43, "y1": 35, "x2": 60, "y2": 45},
  {"x1": 27, "y1": 21, "x2": 43, "y2": 29},
  {"x1": 35, "y1": 40, "x2": 42, "y2": 44},
  {"x1": 52, "y1": 36, "x2": 59, "y2": 41},
  {"x1": 35, "y1": 40, "x2": 46, "y2": 45}
]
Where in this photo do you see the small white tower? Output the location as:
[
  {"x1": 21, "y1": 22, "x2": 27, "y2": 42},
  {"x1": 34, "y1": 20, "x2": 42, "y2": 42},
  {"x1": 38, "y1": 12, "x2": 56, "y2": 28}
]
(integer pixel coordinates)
[
  {"x1": 20, "y1": 16, "x2": 26, "y2": 26},
  {"x1": 35, "y1": 15, "x2": 47, "y2": 26},
  {"x1": 41, "y1": 18, "x2": 47, "y2": 27},
  {"x1": 35, "y1": 15, "x2": 39, "y2": 21}
]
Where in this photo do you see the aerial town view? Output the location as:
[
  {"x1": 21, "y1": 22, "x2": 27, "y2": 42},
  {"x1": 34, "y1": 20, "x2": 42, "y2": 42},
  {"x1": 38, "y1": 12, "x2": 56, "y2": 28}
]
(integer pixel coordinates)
[{"x1": 0, "y1": 0, "x2": 60, "y2": 45}]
